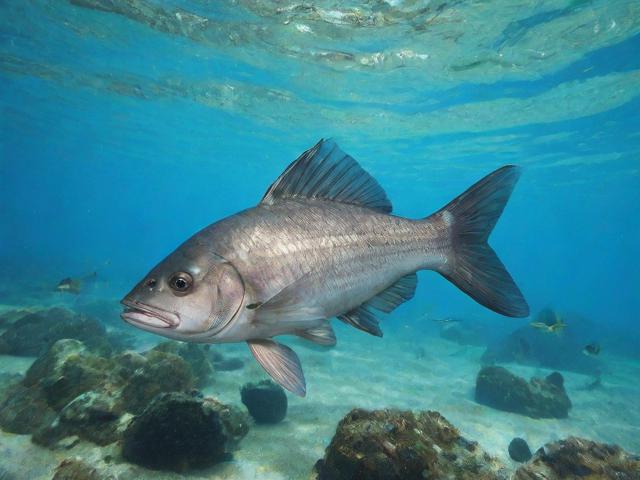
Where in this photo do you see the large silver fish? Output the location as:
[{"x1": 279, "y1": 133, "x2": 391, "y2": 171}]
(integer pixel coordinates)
[{"x1": 121, "y1": 140, "x2": 528, "y2": 396}]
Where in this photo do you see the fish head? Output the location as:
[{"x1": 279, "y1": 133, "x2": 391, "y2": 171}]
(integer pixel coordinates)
[{"x1": 121, "y1": 247, "x2": 244, "y2": 341}]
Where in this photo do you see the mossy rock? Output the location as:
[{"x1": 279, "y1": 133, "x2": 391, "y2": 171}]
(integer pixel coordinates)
[
  {"x1": 0, "y1": 382, "x2": 56, "y2": 434},
  {"x1": 152, "y1": 341, "x2": 214, "y2": 387},
  {"x1": 0, "y1": 307, "x2": 112, "y2": 357},
  {"x1": 514, "y1": 436, "x2": 640, "y2": 479},
  {"x1": 51, "y1": 457, "x2": 108, "y2": 480},
  {"x1": 120, "y1": 350, "x2": 194, "y2": 414},
  {"x1": 33, "y1": 391, "x2": 123, "y2": 447},
  {"x1": 314, "y1": 409, "x2": 506, "y2": 480},
  {"x1": 475, "y1": 366, "x2": 571, "y2": 419},
  {"x1": 122, "y1": 392, "x2": 231, "y2": 471},
  {"x1": 24, "y1": 339, "x2": 111, "y2": 411}
]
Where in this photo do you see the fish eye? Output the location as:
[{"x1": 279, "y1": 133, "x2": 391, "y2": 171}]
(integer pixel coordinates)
[{"x1": 169, "y1": 272, "x2": 193, "y2": 294}]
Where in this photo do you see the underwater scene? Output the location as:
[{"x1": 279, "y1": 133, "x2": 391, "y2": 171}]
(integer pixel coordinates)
[{"x1": 1, "y1": 0, "x2": 640, "y2": 479}]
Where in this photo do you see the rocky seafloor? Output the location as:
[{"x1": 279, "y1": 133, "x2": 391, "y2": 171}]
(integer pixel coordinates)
[{"x1": 0, "y1": 304, "x2": 638, "y2": 479}]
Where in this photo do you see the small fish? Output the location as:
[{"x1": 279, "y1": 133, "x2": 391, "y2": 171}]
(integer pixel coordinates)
[
  {"x1": 121, "y1": 140, "x2": 529, "y2": 396},
  {"x1": 432, "y1": 317, "x2": 461, "y2": 325},
  {"x1": 582, "y1": 343, "x2": 601, "y2": 357},
  {"x1": 55, "y1": 272, "x2": 97, "y2": 294},
  {"x1": 530, "y1": 314, "x2": 566, "y2": 334}
]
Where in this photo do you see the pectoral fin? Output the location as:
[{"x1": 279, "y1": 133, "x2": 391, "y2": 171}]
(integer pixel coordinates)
[
  {"x1": 252, "y1": 272, "x2": 325, "y2": 327},
  {"x1": 247, "y1": 339, "x2": 306, "y2": 397}
]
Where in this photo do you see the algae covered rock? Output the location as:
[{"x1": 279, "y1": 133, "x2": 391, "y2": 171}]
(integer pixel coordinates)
[
  {"x1": 313, "y1": 408, "x2": 507, "y2": 480},
  {"x1": 0, "y1": 339, "x2": 112, "y2": 434},
  {"x1": 0, "y1": 382, "x2": 56, "y2": 434},
  {"x1": 122, "y1": 391, "x2": 238, "y2": 471},
  {"x1": 508, "y1": 437, "x2": 532, "y2": 463},
  {"x1": 51, "y1": 457, "x2": 111, "y2": 480},
  {"x1": 215, "y1": 357, "x2": 245, "y2": 371},
  {"x1": 0, "y1": 307, "x2": 112, "y2": 357},
  {"x1": 24, "y1": 339, "x2": 111, "y2": 411},
  {"x1": 0, "y1": 308, "x2": 37, "y2": 328},
  {"x1": 241, "y1": 379, "x2": 287, "y2": 424},
  {"x1": 33, "y1": 391, "x2": 123, "y2": 447},
  {"x1": 475, "y1": 366, "x2": 571, "y2": 419},
  {"x1": 203, "y1": 395, "x2": 250, "y2": 445},
  {"x1": 439, "y1": 322, "x2": 487, "y2": 346},
  {"x1": 120, "y1": 349, "x2": 195, "y2": 414},
  {"x1": 514, "y1": 436, "x2": 640, "y2": 479},
  {"x1": 152, "y1": 341, "x2": 214, "y2": 387}
]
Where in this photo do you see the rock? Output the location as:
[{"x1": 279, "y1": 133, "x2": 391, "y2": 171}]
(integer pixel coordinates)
[
  {"x1": 0, "y1": 307, "x2": 112, "y2": 357},
  {"x1": 111, "y1": 351, "x2": 147, "y2": 381},
  {"x1": 51, "y1": 457, "x2": 109, "y2": 480},
  {"x1": 122, "y1": 392, "x2": 239, "y2": 471},
  {"x1": 214, "y1": 357, "x2": 245, "y2": 371},
  {"x1": 208, "y1": 347, "x2": 224, "y2": 363},
  {"x1": 204, "y1": 396, "x2": 250, "y2": 445},
  {"x1": 120, "y1": 350, "x2": 194, "y2": 414},
  {"x1": 508, "y1": 438, "x2": 532, "y2": 462},
  {"x1": 1, "y1": 340, "x2": 123, "y2": 436},
  {"x1": 475, "y1": 366, "x2": 571, "y2": 419},
  {"x1": 545, "y1": 371, "x2": 564, "y2": 389},
  {"x1": 0, "y1": 467, "x2": 18, "y2": 480},
  {"x1": 514, "y1": 436, "x2": 640, "y2": 479},
  {"x1": 240, "y1": 380, "x2": 287, "y2": 424},
  {"x1": 482, "y1": 309, "x2": 601, "y2": 374},
  {"x1": 0, "y1": 382, "x2": 56, "y2": 434},
  {"x1": 73, "y1": 298, "x2": 123, "y2": 326},
  {"x1": 33, "y1": 391, "x2": 123, "y2": 447},
  {"x1": 439, "y1": 323, "x2": 487, "y2": 346},
  {"x1": 313, "y1": 409, "x2": 507, "y2": 480},
  {"x1": 0, "y1": 372, "x2": 22, "y2": 398},
  {"x1": 152, "y1": 341, "x2": 214, "y2": 387},
  {"x1": 24, "y1": 339, "x2": 111, "y2": 411},
  {"x1": 0, "y1": 308, "x2": 36, "y2": 328}
]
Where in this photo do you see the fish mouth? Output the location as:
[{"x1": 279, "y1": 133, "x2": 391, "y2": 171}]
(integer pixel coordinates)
[{"x1": 120, "y1": 299, "x2": 180, "y2": 329}]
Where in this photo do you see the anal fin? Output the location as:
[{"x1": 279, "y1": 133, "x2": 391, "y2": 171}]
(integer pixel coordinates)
[
  {"x1": 366, "y1": 273, "x2": 417, "y2": 313},
  {"x1": 295, "y1": 322, "x2": 336, "y2": 346},
  {"x1": 337, "y1": 273, "x2": 418, "y2": 337},
  {"x1": 338, "y1": 306, "x2": 382, "y2": 337},
  {"x1": 247, "y1": 339, "x2": 306, "y2": 397}
]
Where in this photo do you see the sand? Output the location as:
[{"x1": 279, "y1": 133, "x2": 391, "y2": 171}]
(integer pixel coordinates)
[{"x1": 0, "y1": 317, "x2": 638, "y2": 479}]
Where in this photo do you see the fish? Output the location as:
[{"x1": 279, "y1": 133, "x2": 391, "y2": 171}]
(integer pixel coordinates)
[
  {"x1": 530, "y1": 312, "x2": 566, "y2": 334},
  {"x1": 55, "y1": 272, "x2": 97, "y2": 294},
  {"x1": 582, "y1": 343, "x2": 601, "y2": 356},
  {"x1": 432, "y1": 317, "x2": 462, "y2": 325},
  {"x1": 121, "y1": 139, "x2": 529, "y2": 396},
  {"x1": 529, "y1": 321, "x2": 566, "y2": 333}
]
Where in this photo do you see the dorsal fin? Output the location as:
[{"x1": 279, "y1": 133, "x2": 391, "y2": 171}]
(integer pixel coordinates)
[{"x1": 260, "y1": 139, "x2": 392, "y2": 213}]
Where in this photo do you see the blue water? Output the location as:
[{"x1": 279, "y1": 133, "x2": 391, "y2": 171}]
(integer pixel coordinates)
[{"x1": 1, "y1": 0, "x2": 639, "y2": 477}]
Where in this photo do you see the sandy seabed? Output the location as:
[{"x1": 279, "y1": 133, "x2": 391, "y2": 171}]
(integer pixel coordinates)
[{"x1": 0, "y1": 318, "x2": 638, "y2": 480}]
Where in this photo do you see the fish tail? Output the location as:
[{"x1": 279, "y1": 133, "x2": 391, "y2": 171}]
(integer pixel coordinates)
[{"x1": 430, "y1": 165, "x2": 529, "y2": 318}]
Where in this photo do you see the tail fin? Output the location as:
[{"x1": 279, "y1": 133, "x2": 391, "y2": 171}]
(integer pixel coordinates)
[{"x1": 433, "y1": 165, "x2": 529, "y2": 318}]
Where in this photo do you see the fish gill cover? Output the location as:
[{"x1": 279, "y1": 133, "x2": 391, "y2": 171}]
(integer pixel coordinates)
[{"x1": 0, "y1": 1, "x2": 639, "y2": 479}]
